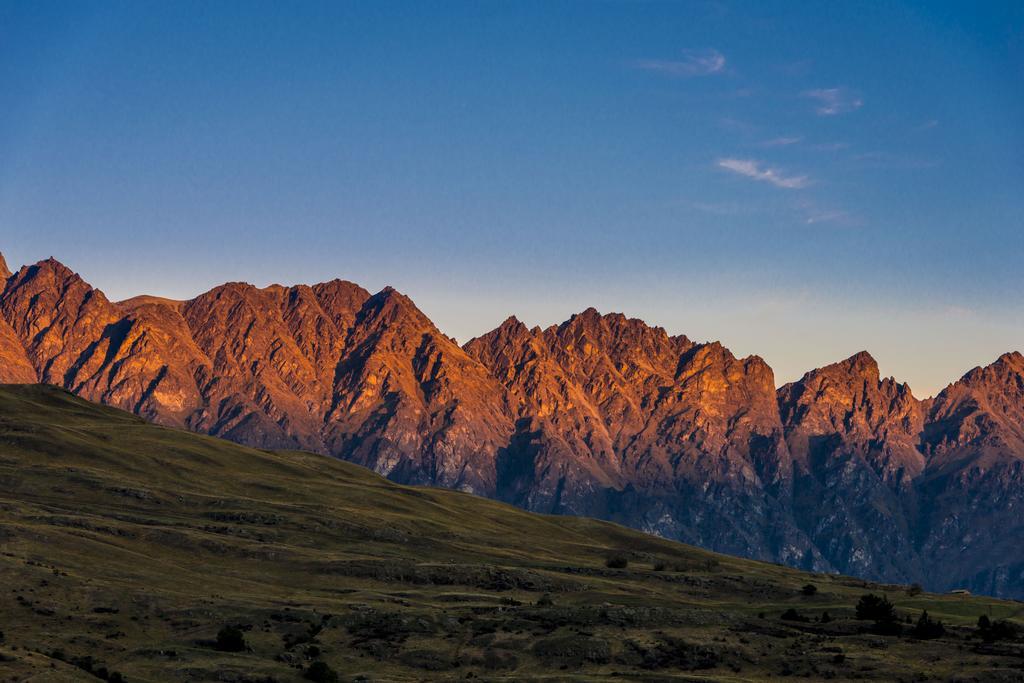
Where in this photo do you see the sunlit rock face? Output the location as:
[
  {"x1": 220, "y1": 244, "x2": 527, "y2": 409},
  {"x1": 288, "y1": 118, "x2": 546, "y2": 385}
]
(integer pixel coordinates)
[
  {"x1": 777, "y1": 352, "x2": 927, "y2": 582},
  {"x1": 917, "y1": 352, "x2": 1024, "y2": 596},
  {"x1": 465, "y1": 310, "x2": 820, "y2": 570},
  {"x1": 2, "y1": 254, "x2": 1024, "y2": 596}
]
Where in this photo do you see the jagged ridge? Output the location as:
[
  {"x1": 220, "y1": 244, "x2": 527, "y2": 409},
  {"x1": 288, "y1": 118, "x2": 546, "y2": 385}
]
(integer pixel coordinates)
[{"x1": 1, "y1": 251, "x2": 1023, "y2": 596}]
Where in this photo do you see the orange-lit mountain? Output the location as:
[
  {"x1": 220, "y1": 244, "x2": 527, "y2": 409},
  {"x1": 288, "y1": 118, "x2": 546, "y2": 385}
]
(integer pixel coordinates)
[{"x1": 2, "y1": 252, "x2": 1024, "y2": 597}]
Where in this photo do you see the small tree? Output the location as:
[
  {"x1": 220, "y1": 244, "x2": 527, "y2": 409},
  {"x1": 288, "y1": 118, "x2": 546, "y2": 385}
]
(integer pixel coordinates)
[
  {"x1": 801, "y1": 584, "x2": 818, "y2": 596},
  {"x1": 605, "y1": 555, "x2": 629, "y2": 569},
  {"x1": 856, "y1": 594, "x2": 902, "y2": 636},
  {"x1": 978, "y1": 614, "x2": 992, "y2": 631},
  {"x1": 820, "y1": 611, "x2": 832, "y2": 624},
  {"x1": 906, "y1": 583, "x2": 923, "y2": 596},
  {"x1": 215, "y1": 625, "x2": 246, "y2": 652},
  {"x1": 911, "y1": 611, "x2": 945, "y2": 639},
  {"x1": 855, "y1": 594, "x2": 897, "y2": 623},
  {"x1": 304, "y1": 661, "x2": 339, "y2": 683}
]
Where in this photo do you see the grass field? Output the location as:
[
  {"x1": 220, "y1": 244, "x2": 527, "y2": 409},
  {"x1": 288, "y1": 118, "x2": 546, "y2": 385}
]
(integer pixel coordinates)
[{"x1": 1, "y1": 384, "x2": 1022, "y2": 682}]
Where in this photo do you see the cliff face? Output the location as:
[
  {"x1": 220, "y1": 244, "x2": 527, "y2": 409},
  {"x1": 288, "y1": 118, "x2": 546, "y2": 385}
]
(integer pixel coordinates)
[
  {"x1": 0, "y1": 253, "x2": 35, "y2": 383},
  {"x1": 465, "y1": 311, "x2": 818, "y2": 569},
  {"x1": 319, "y1": 287, "x2": 512, "y2": 495},
  {"x1": 777, "y1": 353, "x2": 927, "y2": 582},
  {"x1": 2, "y1": 253, "x2": 1024, "y2": 595},
  {"x1": 1, "y1": 258, "x2": 123, "y2": 387},
  {"x1": 917, "y1": 352, "x2": 1024, "y2": 596},
  {"x1": 0, "y1": 315, "x2": 37, "y2": 383}
]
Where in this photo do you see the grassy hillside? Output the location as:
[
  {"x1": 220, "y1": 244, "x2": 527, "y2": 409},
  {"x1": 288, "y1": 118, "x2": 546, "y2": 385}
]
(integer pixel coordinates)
[{"x1": 0, "y1": 385, "x2": 1022, "y2": 682}]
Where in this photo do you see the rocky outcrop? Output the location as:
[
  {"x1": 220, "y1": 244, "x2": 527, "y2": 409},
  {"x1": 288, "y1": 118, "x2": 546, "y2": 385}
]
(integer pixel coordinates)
[
  {"x1": 320, "y1": 287, "x2": 512, "y2": 494},
  {"x1": 0, "y1": 316, "x2": 36, "y2": 383},
  {"x1": 917, "y1": 352, "x2": 1024, "y2": 595},
  {"x1": 466, "y1": 312, "x2": 817, "y2": 568},
  {"x1": 778, "y1": 352, "x2": 926, "y2": 582},
  {"x1": 2, "y1": 253, "x2": 1024, "y2": 596},
  {"x1": 1, "y1": 258, "x2": 122, "y2": 386}
]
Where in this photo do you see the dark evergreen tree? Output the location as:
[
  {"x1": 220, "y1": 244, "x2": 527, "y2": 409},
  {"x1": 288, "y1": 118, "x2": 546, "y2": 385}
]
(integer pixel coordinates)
[{"x1": 911, "y1": 611, "x2": 945, "y2": 639}]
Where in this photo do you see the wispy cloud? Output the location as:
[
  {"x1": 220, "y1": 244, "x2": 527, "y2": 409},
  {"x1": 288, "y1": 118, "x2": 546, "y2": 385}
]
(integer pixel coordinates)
[
  {"x1": 796, "y1": 200, "x2": 858, "y2": 227},
  {"x1": 716, "y1": 158, "x2": 810, "y2": 189},
  {"x1": 759, "y1": 136, "x2": 802, "y2": 147},
  {"x1": 802, "y1": 88, "x2": 863, "y2": 116},
  {"x1": 633, "y1": 48, "x2": 726, "y2": 77},
  {"x1": 804, "y1": 208, "x2": 851, "y2": 225}
]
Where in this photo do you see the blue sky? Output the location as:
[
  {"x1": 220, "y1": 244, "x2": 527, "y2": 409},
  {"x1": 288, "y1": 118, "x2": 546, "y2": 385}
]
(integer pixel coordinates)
[{"x1": 1, "y1": 1, "x2": 1021, "y2": 396}]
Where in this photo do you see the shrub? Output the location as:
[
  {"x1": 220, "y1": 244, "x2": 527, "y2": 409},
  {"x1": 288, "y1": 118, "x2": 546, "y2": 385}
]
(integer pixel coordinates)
[
  {"x1": 981, "y1": 619, "x2": 1019, "y2": 643},
  {"x1": 536, "y1": 593, "x2": 554, "y2": 607},
  {"x1": 906, "y1": 583, "x2": 923, "y2": 596},
  {"x1": 653, "y1": 562, "x2": 667, "y2": 572},
  {"x1": 855, "y1": 594, "x2": 897, "y2": 623},
  {"x1": 856, "y1": 593, "x2": 903, "y2": 636},
  {"x1": 820, "y1": 611, "x2": 832, "y2": 624},
  {"x1": 801, "y1": 584, "x2": 818, "y2": 596},
  {"x1": 605, "y1": 555, "x2": 629, "y2": 569},
  {"x1": 911, "y1": 611, "x2": 945, "y2": 639},
  {"x1": 978, "y1": 614, "x2": 992, "y2": 631},
  {"x1": 304, "y1": 661, "x2": 339, "y2": 683},
  {"x1": 780, "y1": 608, "x2": 809, "y2": 622},
  {"x1": 215, "y1": 625, "x2": 246, "y2": 652}
]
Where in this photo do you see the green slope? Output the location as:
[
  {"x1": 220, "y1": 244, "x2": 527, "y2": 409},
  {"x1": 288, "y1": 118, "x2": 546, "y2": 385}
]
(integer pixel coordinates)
[{"x1": 0, "y1": 385, "x2": 1022, "y2": 682}]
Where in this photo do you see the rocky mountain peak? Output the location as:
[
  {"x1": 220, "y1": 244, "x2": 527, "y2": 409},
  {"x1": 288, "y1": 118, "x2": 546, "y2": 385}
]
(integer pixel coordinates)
[
  {"x1": 996, "y1": 350, "x2": 1024, "y2": 370},
  {"x1": 476, "y1": 315, "x2": 529, "y2": 343},
  {"x1": 9, "y1": 257, "x2": 83, "y2": 292},
  {"x1": 791, "y1": 351, "x2": 881, "y2": 387},
  {"x1": 924, "y1": 352, "x2": 1024, "y2": 464},
  {"x1": 0, "y1": 252, "x2": 10, "y2": 281},
  {"x1": 497, "y1": 314, "x2": 525, "y2": 330},
  {"x1": 0, "y1": 258, "x2": 118, "y2": 384},
  {"x1": 356, "y1": 286, "x2": 435, "y2": 332},
  {"x1": 777, "y1": 347, "x2": 925, "y2": 485},
  {"x1": 844, "y1": 349, "x2": 880, "y2": 376}
]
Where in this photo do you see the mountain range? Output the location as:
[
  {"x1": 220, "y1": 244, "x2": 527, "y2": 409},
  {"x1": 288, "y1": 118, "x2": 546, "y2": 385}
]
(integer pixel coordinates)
[{"x1": 2, "y1": 251, "x2": 1023, "y2": 597}]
